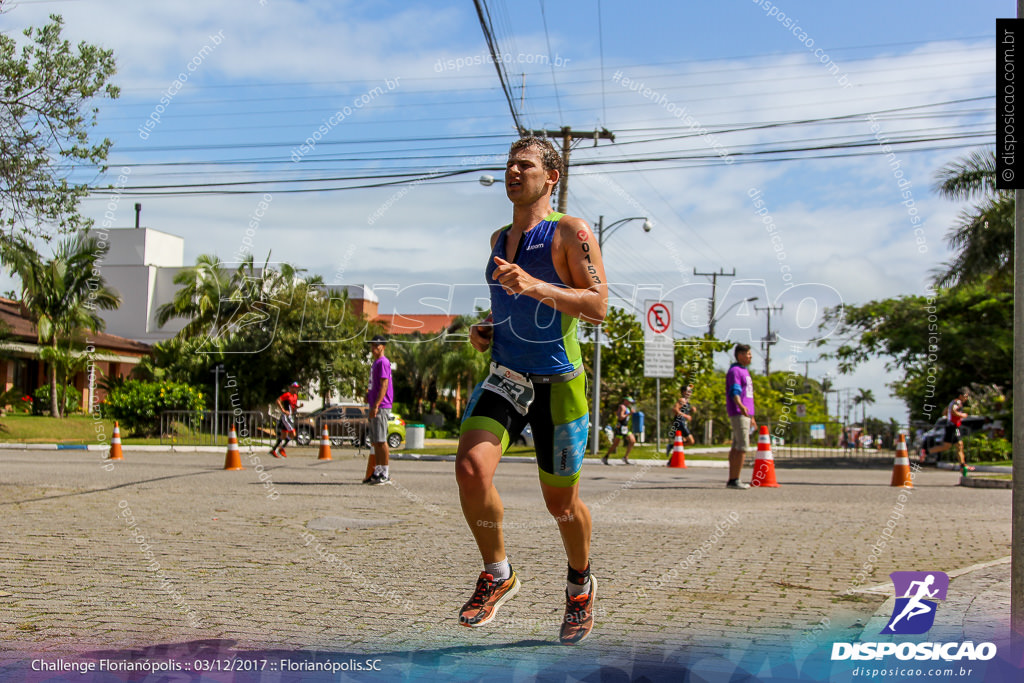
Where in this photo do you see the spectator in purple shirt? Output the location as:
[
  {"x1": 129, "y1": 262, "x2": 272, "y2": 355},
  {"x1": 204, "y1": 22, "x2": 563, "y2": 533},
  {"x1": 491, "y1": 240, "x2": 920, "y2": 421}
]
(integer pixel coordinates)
[
  {"x1": 365, "y1": 335, "x2": 394, "y2": 485},
  {"x1": 725, "y1": 344, "x2": 756, "y2": 489}
]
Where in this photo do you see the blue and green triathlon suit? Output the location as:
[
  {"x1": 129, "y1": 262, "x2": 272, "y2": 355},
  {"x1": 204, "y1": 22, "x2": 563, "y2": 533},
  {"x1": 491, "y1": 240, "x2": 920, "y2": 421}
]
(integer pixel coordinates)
[{"x1": 461, "y1": 212, "x2": 590, "y2": 488}]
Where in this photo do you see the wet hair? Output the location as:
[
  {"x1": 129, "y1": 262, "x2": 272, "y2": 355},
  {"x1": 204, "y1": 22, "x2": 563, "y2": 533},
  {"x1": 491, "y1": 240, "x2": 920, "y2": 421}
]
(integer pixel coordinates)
[{"x1": 509, "y1": 136, "x2": 563, "y2": 174}]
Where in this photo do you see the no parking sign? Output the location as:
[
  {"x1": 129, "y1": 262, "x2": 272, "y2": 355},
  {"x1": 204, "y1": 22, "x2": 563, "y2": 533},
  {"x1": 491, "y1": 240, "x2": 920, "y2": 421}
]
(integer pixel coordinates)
[{"x1": 643, "y1": 300, "x2": 674, "y2": 378}]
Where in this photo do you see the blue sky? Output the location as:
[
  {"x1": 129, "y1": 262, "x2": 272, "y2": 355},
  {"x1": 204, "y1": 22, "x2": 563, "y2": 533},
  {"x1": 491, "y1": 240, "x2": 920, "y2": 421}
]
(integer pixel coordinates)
[{"x1": 1, "y1": 0, "x2": 1002, "y2": 421}]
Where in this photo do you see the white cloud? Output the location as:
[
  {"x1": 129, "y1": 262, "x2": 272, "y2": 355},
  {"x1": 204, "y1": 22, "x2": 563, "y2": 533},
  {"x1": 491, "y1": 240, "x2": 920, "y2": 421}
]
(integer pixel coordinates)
[{"x1": 3, "y1": 1, "x2": 992, "y2": 421}]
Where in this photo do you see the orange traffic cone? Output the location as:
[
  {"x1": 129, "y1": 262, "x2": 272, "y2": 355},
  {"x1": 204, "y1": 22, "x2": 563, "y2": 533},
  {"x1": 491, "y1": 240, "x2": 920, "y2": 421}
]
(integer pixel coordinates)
[
  {"x1": 750, "y1": 425, "x2": 779, "y2": 488},
  {"x1": 317, "y1": 426, "x2": 332, "y2": 461},
  {"x1": 223, "y1": 426, "x2": 243, "y2": 471},
  {"x1": 668, "y1": 430, "x2": 687, "y2": 468},
  {"x1": 890, "y1": 434, "x2": 913, "y2": 488},
  {"x1": 107, "y1": 421, "x2": 124, "y2": 460}
]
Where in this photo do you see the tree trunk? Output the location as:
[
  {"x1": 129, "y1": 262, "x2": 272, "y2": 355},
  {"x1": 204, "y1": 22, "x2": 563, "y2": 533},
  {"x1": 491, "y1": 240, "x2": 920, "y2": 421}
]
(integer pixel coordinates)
[{"x1": 49, "y1": 344, "x2": 60, "y2": 418}]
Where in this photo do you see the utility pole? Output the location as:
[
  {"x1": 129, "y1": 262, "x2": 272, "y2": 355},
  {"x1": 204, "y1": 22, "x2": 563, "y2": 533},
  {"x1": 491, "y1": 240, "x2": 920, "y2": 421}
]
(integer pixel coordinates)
[
  {"x1": 755, "y1": 304, "x2": 783, "y2": 375},
  {"x1": 589, "y1": 215, "x2": 652, "y2": 454},
  {"x1": 518, "y1": 126, "x2": 614, "y2": 213},
  {"x1": 799, "y1": 359, "x2": 818, "y2": 380},
  {"x1": 694, "y1": 268, "x2": 736, "y2": 339},
  {"x1": 1014, "y1": 0, "x2": 1024, "y2": 646},
  {"x1": 517, "y1": 126, "x2": 614, "y2": 454}
]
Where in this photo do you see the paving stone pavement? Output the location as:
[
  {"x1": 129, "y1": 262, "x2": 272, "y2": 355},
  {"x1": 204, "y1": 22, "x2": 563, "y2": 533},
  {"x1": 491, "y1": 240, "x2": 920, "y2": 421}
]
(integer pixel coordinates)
[{"x1": 0, "y1": 447, "x2": 1015, "y2": 680}]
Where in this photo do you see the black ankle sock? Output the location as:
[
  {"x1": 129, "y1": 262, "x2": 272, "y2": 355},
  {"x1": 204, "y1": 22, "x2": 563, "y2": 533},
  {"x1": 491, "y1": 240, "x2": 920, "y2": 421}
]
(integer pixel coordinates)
[{"x1": 567, "y1": 562, "x2": 591, "y2": 586}]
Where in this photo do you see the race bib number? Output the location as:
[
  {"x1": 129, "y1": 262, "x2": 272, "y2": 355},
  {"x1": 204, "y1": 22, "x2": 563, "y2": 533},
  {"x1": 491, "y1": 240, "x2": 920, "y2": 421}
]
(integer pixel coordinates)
[
  {"x1": 483, "y1": 363, "x2": 535, "y2": 416},
  {"x1": 619, "y1": 425, "x2": 630, "y2": 436}
]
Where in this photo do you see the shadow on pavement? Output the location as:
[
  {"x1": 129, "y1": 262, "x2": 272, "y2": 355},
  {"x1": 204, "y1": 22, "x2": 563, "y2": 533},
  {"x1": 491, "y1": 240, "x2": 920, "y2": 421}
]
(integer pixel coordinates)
[{"x1": 0, "y1": 469, "x2": 225, "y2": 506}]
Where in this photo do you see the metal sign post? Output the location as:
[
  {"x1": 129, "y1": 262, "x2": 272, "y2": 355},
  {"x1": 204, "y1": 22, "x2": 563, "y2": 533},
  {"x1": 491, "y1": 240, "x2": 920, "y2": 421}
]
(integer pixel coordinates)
[{"x1": 643, "y1": 300, "x2": 675, "y2": 452}]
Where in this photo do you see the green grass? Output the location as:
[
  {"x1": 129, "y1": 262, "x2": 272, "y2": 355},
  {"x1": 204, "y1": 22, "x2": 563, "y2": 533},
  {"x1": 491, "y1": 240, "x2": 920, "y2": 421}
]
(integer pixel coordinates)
[
  {"x1": 0, "y1": 414, "x2": 226, "y2": 445},
  {"x1": 0, "y1": 414, "x2": 114, "y2": 444}
]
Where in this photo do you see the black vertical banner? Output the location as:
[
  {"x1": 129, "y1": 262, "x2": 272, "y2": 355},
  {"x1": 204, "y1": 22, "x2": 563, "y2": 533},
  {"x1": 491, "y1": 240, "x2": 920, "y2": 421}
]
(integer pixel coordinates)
[{"x1": 997, "y1": 18, "x2": 1024, "y2": 189}]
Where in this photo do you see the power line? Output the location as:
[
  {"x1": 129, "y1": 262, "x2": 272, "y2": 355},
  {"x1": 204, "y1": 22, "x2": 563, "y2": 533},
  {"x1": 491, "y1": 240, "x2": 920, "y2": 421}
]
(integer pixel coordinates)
[
  {"x1": 538, "y1": 0, "x2": 564, "y2": 125},
  {"x1": 472, "y1": 0, "x2": 524, "y2": 133}
]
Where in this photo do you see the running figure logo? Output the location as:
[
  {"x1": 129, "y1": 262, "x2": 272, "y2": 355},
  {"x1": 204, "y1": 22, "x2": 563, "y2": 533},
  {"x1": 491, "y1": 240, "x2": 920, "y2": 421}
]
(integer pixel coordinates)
[{"x1": 881, "y1": 571, "x2": 949, "y2": 635}]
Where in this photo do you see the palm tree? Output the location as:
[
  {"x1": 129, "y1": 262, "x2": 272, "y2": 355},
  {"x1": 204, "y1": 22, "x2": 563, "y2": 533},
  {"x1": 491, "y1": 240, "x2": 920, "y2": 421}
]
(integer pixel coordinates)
[
  {"x1": 853, "y1": 388, "x2": 875, "y2": 426},
  {"x1": 158, "y1": 254, "x2": 324, "y2": 342},
  {"x1": 932, "y1": 148, "x2": 1013, "y2": 290},
  {"x1": 436, "y1": 316, "x2": 489, "y2": 418},
  {"x1": 156, "y1": 254, "x2": 238, "y2": 338},
  {"x1": 0, "y1": 234, "x2": 120, "y2": 416},
  {"x1": 391, "y1": 334, "x2": 444, "y2": 417}
]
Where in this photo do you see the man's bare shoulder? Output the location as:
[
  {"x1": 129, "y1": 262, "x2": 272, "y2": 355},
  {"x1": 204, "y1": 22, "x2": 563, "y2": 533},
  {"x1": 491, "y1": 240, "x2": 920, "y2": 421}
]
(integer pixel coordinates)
[
  {"x1": 553, "y1": 214, "x2": 595, "y2": 250},
  {"x1": 555, "y1": 214, "x2": 592, "y2": 235},
  {"x1": 488, "y1": 226, "x2": 508, "y2": 249}
]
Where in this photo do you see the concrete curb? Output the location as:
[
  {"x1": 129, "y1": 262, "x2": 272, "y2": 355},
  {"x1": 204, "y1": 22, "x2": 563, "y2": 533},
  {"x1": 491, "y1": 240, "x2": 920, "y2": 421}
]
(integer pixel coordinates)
[
  {"x1": 937, "y1": 461, "x2": 1013, "y2": 474},
  {"x1": 960, "y1": 475, "x2": 1013, "y2": 489},
  {"x1": 0, "y1": 442, "x2": 269, "y2": 454},
  {"x1": 0, "y1": 442, "x2": 108, "y2": 452}
]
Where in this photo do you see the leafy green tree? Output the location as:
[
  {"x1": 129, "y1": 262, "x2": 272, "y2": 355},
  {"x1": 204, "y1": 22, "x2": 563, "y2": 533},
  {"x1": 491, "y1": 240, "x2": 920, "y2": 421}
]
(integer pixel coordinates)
[
  {"x1": 436, "y1": 315, "x2": 489, "y2": 418},
  {"x1": 153, "y1": 254, "x2": 373, "y2": 411},
  {"x1": 580, "y1": 308, "x2": 644, "y2": 419},
  {"x1": 156, "y1": 254, "x2": 239, "y2": 338},
  {"x1": 932, "y1": 148, "x2": 1012, "y2": 291},
  {"x1": 819, "y1": 280, "x2": 1012, "y2": 421},
  {"x1": 390, "y1": 333, "x2": 445, "y2": 417},
  {"x1": 0, "y1": 13, "x2": 119, "y2": 239},
  {"x1": 579, "y1": 307, "x2": 727, "y2": 437},
  {"x1": 0, "y1": 233, "x2": 119, "y2": 416}
]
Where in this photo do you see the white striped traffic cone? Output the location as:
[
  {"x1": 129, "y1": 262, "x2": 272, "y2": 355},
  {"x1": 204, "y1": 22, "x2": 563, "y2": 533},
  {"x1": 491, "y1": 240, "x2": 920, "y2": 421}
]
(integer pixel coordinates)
[{"x1": 890, "y1": 434, "x2": 912, "y2": 488}]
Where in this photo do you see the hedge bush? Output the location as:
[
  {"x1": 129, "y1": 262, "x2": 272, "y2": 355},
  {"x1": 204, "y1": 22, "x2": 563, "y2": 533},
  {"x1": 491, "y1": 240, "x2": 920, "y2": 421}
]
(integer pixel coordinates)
[
  {"x1": 103, "y1": 380, "x2": 206, "y2": 436},
  {"x1": 962, "y1": 433, "x2": 1012, "y2": 463},
  {"x1": 32, "y1": 384, "x2": 80, "y2": 416}
]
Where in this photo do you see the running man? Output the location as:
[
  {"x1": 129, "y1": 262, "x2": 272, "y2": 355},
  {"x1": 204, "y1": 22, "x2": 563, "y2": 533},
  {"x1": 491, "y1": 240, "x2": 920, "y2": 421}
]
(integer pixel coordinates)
[
  {"x1": 927, "y1": 387, "x2": 973, "y2": 475},
  {"x1": 456, "y1": 136, "x2": 607, "y2": 645},
  {"x1": 886, "y1": 574, "x2": 939, "y2": 631},
  {"x1": 602, "y1": 396, "x2": 636, "y2": 465},
  {"x1": 271, "y1": 382, "x2": 302, "y2": 458},
  {"x1": 666, "y1": 385, "x2": 696, "y2": 457}
]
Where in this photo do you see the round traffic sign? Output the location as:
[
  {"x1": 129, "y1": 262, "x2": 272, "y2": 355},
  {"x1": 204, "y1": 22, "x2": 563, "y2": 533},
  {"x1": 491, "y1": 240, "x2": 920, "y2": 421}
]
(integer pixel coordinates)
[{"x1": 646, "y1": 302, "x2": 671, "y2": 335}]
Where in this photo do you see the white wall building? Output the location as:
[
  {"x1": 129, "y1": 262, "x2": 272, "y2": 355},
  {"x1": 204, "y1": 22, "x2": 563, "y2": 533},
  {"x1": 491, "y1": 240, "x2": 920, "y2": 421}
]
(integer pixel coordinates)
[
  {"x1": 99, "y1": 227, "x2": 188, "y2": 344},
  {"x1": 97, "y1": 227, "x2": 384, "y2": 365}
]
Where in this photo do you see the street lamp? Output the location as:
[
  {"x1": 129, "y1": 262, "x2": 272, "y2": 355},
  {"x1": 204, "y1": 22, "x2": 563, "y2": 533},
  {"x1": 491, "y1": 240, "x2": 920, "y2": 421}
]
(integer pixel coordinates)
[
  {"x1": 479, "y1": 174, "x2": 497, "y2": 187},
  {"x1": 590, "y1": 215, "x2": 652, "y2": 455},
  {"x1": 709, "y1": 296, "x2": 758, "y2": 338}
]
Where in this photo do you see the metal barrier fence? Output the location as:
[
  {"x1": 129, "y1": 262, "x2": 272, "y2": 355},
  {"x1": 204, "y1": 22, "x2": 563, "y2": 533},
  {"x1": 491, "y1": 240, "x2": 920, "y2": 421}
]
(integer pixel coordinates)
[
  {"x1": 160, "y1": 411, "x2": 274, "y2": 447},
  {"x1": 762, "y1": 420, "x2": 908, "y2": 460},
  {"x1": 159, "y1": 410, "x2": 372, "y2": 451}
]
